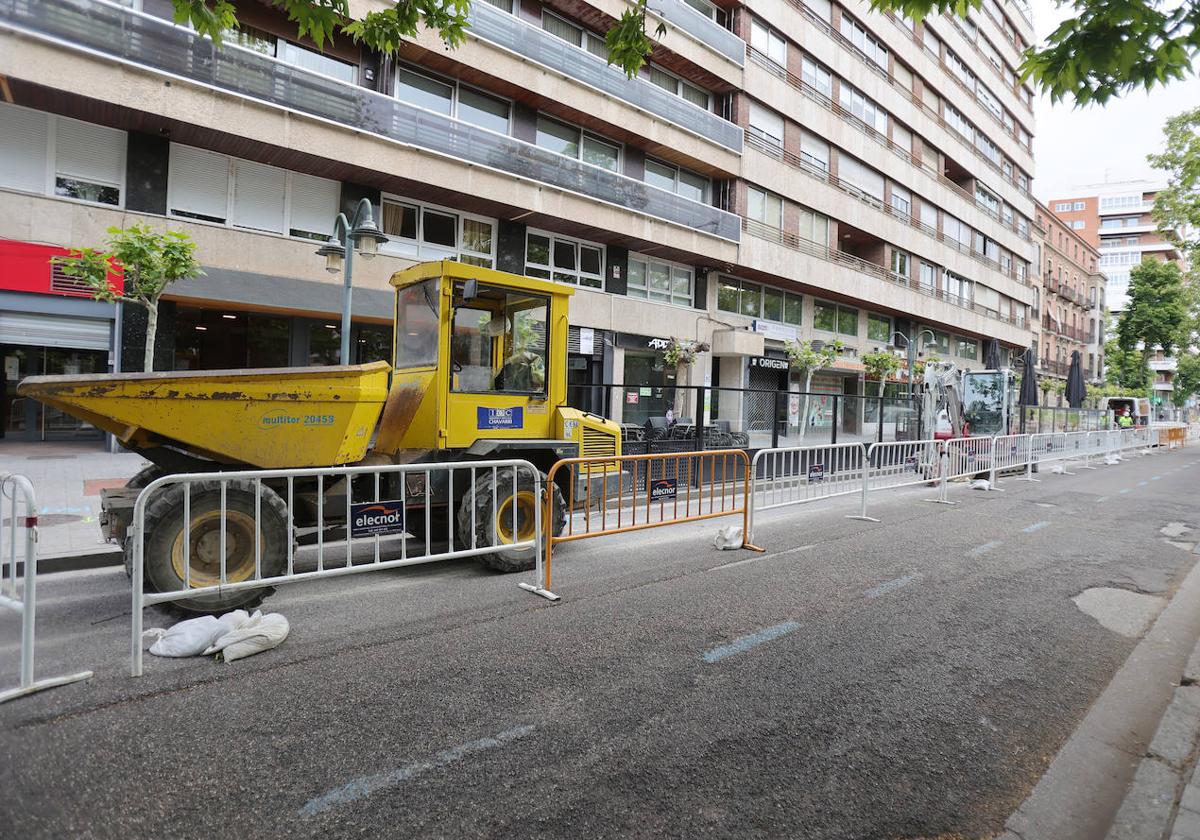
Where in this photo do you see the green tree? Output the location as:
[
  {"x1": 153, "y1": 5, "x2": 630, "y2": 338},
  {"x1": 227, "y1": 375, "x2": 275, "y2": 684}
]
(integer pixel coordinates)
[
  {"x1": 173, "y1": 0, "x2": 664, "y2": 79},
  {"x1": 861, "y1": 349, "x2": 902, "y2": 396},
  {"x1": 54, "y1": 225, "x2": 203, "y2": 372},
  {"x1": 1175, "y1": 353, "x2": 1200, "y2": 403},
  {"x1": 1149, "y1": 107, "x2": 1200, "y2": 268},
  {"x1": 1104, "y1": 336, "x2": 1151, "y2": 392},
  {"x1": 1117, "y1": 259, "x2": 1190, "y2": 368},
  {"x1": 870, "y1": 0, "x2": 1200, "y2": 105},
  {"x1": 784, "y1": 339, "x2": 843, "y2": 440}
]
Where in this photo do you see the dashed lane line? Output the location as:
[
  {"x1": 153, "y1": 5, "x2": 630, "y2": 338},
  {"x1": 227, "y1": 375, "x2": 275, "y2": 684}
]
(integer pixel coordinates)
[
  {"x1": 969, "y1": 540, "x2": 1003, "y2": 556},
  {"x1": 1119, "y1": 488, "x2": 1132, "y2": 494},
  {"x1": 864, "y1": 574, "x2": 922, "y2": 598},
  {"x1": 1022, "y1": 521, "x2": 1051, "y2": 533},
  {"x1": 710, "y1": 544, "x2": 814, "y2": 571},
  {"x1": 702, "y1": 621, "x2": 801, "y2": 663},
  {"x1": 299, "y1": 724, "x2": 536, "y2": 817}
]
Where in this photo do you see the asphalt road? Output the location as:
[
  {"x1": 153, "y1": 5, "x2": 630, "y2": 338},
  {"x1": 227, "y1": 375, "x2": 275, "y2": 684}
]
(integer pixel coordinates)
[{"x1": 3, "y1": 447, "x2": 1200, "y2": 839}]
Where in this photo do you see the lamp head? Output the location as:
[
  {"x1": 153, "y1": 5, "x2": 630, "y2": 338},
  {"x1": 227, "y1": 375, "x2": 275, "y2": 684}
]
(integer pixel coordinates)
[{"x1": 316, "y1": 239, "x2": 346, "y2": 274}]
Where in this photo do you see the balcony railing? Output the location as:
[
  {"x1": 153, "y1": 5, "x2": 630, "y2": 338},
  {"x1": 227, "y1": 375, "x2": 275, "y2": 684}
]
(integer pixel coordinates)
[
  {"x1": 649, "y1": 0, "x2": 745, "y2": 65},
  {"x1": 741, "y1": 217, "x2": 1028, "y2": 329},
  {"x1": 468, "y1": 1, "x2": 742, "y2": 151},
  {"x1": 745, "y1": 132, "x2": 1029, "y2": 286},
  {"x1": 2, "y1": 0, "x2": 740, "y2": 242}
]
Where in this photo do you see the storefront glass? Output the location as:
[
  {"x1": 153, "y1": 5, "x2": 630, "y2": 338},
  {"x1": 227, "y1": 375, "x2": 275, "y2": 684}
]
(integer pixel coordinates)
[
  {"x1": 2, "y1": 345, "x2": 107, "y2": 440},
  {"x1": 621, "y1": 351, "x2": 677, "y2": 426}
]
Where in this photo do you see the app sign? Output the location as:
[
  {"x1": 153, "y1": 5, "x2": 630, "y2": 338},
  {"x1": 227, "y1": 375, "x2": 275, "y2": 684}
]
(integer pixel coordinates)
[
  {"x1": 350, "y1": 500, "x2": 406, "y2": 538},
  {"x1": 650, "y1": 478, "x2": 677, "y2": 501},
  {"x1": 477, "y1": 406, "x2": 524, "y2": 430}
]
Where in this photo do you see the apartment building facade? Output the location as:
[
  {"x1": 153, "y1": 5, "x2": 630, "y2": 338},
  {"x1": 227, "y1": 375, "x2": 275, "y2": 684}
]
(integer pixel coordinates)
[
  {"x1": 1033, "y1": 201, "x2": 1105, "y2": 387},
  {"x1": 1049, "y1": 181, "x2": 1186, "y2": 407},
  {"x1": 0, "y1": 0, "x2": 1037, "y2": 443}
]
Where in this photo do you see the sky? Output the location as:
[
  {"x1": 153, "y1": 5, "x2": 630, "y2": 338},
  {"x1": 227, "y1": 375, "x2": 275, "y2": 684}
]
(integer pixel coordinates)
[{"x1": 1030, "y1": 0, "x2": 1200, "y2": 201}]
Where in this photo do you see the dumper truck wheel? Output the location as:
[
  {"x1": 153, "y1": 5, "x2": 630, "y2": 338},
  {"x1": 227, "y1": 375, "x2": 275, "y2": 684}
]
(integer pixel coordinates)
[
  {"x1": 457, "y1": 467, "x2": 565, "y2": 573},
  {"x1": 125, "y1": 465, "x2": 166, "y2": 490},
  {"x1": 139, "y1": 479, "x2": 289, "y2": 614}
]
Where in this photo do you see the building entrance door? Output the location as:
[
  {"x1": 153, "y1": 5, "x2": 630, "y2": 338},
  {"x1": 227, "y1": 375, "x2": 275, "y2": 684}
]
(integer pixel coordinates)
[{"x1": 1, "y1": 345, "x2": 107, "y2": 441}]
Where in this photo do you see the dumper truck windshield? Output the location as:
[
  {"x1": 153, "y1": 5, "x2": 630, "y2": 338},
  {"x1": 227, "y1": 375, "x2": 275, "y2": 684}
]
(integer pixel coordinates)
[
  {"x1": 450, "y1": 282, "x2": 549, "y2": 396},
  {"x1": 394, "y1": 279, "x2": 440, "y2": 369}
]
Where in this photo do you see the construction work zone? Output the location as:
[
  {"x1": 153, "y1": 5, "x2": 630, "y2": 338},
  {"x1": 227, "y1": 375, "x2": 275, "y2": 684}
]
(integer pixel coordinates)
[{"x1": 0, "y1": 473, "x2": 93, "y2": 702}]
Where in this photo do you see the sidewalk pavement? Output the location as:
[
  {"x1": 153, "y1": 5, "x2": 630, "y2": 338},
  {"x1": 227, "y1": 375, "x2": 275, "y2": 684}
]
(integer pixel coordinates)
[
  {"x1": 1107, "y1": 546, "x2": 1200, "y2": 840},
  {"x1": 0, "y1": 440, "x2": 146, "y2": 568}
]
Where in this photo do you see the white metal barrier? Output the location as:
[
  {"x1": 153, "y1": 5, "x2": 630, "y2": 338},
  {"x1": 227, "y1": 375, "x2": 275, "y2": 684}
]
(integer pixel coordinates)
[
  {"x1": 861, "y1": 439, "x2": 945, "y2": 514},
  {"x1": 747, "y1": 443, "x2": 872, "y2": 542},
  {"x1": 989, "y1": 434, "x2": 1032, "y2": 485},
  {"x1": 1028, "y1": 431, "x2": 1093, "y2": 475},
  {"x1": 0, "y1": 473, "x2": 92, "y2": 703},
  {"x1": 131, "y1": 459, "x2": 543, "y2": 676}
]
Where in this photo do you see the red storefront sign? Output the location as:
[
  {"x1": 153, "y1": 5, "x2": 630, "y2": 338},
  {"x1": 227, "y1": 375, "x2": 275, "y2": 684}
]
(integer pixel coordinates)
[{"x1": 0, "y1": 239, "x2": 122, "y2": 297}]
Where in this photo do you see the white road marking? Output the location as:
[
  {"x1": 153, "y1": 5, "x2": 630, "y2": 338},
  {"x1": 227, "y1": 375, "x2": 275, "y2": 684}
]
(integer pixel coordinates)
[
  {"x1": 1022, "y1": 521, "x2": 1051, "y2": 533},
  {"x1": 1138, "y1": 481, "x2": 1149, "y2": 487},
  {"x1": 969, "y1": 540, "x2": 1003, "y2": 556},
  {"x1": 710, "y1": 544, "x2": 814, "y2": 571},
  {"x1": 299, "y1": 725, "x2": 536, "y2": 817},
  {"x1": 1095, "y1": 497, "x2": 1109, "y2": 503},
  {"x1": 1119, "y1": 488, "x2": 1132, "y2": 494},
  {"x1": 703, "y1": 621, "x2": 801, "y2": 663}
]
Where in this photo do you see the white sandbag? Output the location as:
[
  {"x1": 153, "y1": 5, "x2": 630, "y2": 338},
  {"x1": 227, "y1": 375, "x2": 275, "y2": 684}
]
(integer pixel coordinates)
[
  {"x1": 1049, "y1": 464, "x2": 1066, "y2": 474},
  {"x1": 204, "y1": 611, "x2": 290, "y2": 662},
  {"x1": 969, "y1": 479, "x2": 990, "y2": 490},
  {"x1": 1104, "y1": 454, "x2": 1121, "y2": 465},
  {"x1": 142, "y1": 609, "x2": 252, "y2": 658},
  {"x1": 714, "y1": 525, "x2": 743, "y2": 550}
]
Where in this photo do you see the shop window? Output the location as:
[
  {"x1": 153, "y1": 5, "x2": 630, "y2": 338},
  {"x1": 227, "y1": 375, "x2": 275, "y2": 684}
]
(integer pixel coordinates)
[
  {"x1": 628, "y1": 254, "x2": 692, "y2": 306},
  {"x1": 956, "y1": 337, "x2": 978, "y2": 360},
  {"x1": 380, "y1": 194, "x2": 496, "y2": 266},
  {"x1": 525, "y1": 230, "x2": 604, "y2": 288},
  {"x1": 923, "y1": 328, "x2": 950, "y2": 355},
  {"x1": 867, "y1": 313, "x2": 892, "y2": 343}
]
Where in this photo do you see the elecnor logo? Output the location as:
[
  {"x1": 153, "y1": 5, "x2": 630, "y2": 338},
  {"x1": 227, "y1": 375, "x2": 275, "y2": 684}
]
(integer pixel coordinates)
[
  {"x1": 477, "y1": 406, "x2": 523, "y2": 430},
  {"x1": 649, "y1": 478, "x2": 677, "y2": 501},
  {"x1": 349, "y1": 500, "x2": 407, "y2": 538},
  {"x1": 808, "y1": 464, "x2": 825, "y2": 483}
]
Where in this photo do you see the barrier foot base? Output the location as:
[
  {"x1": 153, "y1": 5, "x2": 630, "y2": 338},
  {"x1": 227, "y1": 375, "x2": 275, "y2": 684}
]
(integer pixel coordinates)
[
  {"x1": 743, "y1": 543, "x2": 766, "y2": 553},
  {"x1": 518, "y1": 582, "x2": 560, "y2": 602},
  {"x1": 923, "y1": 498, "x2": 958, "y2": 505},
  {"x1": 0, "y1": 670, "x2": 92, "y2": 704},
  {"x1": 1016, "y1": 477, "x2": 1041, "y2": 482},
  {"x1": 846, "y1": 514, "x2": 880, "y2": 522}
]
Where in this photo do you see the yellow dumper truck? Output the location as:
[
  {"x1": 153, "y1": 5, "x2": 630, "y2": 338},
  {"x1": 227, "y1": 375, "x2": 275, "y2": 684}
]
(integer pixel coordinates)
[{"x1": 18, "y1": 261, "x2": 620, "y2": 611}]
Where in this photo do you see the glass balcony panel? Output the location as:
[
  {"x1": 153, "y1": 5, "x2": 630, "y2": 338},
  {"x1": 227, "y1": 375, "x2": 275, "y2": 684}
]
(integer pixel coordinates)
[
  {"x1": 2, "y1": 0, "x2": 739, "y2": 241},
  {"x1": 650, "y1": 0, "x2": 746, "y2": 65}
]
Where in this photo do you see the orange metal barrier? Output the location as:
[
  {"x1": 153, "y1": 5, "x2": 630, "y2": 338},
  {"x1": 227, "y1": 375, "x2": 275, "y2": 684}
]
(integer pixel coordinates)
[{"x1": 540, "y1": 449, "x2": 763, "y2": 590}]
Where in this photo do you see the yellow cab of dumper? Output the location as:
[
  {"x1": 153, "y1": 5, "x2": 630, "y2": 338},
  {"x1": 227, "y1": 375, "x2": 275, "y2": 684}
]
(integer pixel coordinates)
[{"x1": 376, "y1": 260, "x2": 618, "y2": 462}]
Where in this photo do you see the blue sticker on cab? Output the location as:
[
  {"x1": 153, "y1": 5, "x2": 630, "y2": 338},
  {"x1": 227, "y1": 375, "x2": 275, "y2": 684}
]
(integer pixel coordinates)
[{"x1": 477, "y1": 406, "x2": 523, "y2": 430}]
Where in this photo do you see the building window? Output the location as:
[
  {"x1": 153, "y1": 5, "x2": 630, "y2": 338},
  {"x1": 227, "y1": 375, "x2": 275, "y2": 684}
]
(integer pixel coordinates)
[
  {"x1": 1073, "y1": 201, "x2": 1085, "y2": 210},
  {"x1": 646, "y1": 158, "x2": 709, "y2": 203},
  {"x1": 1071, "y1": 219, "x2": 1085, "y2": 230},
  {"x1": 891, "y1": 249, "x2": 910, "y2": 280},
  {"x1": 814, "y1": 300, "x2": 858, "y2": 336},
  {"x1": 748, "y1": 102, "x2": 785, "y2": 147},
  {"x1": 647, "y1": 65, "x2": 710, "y2": 110},
  {"x1": 799, "y1": 207, "x2": 828, "y2": 245},
  {"x1": 750, "y1": 17, "x2": 787, "y2": 66},
  {"x1": 535, "y1": 116, "x2": 620, "y2": 171},
  {"x1": 840, "y1": 15, "x2": 888, "y2": 70},
  {"x1": 542, "y1": 11, "x2": 607, "y2": 58},
  {"x1": 395, "y1": 66, "x2": 511, "y2": 135},
  {"x1": 839, "y1": 83, "x2": 888, "y2": 134},
  {"x1": 525, "y1": 230, "x2": 603, "y2": 288},
  {"x1": 800, "y1": 131, "x2": 830, "y2": 172},
  {"x1": 919, "y1": 262, "x2": 939, "y2": 291},
  {"x1": 802, "y1": 57, "x2": 833, "y2": 99},
  {"x1": 944, "y1": 272, "x2": 973, "y2": 305},
  {"x1": 168, "y1": 143, "x2": 337, "y2": 240},
  {"x1": 867, "y1": 313, "x2": 892, "y2": 343},
  {"x1": 747, "y1": 186, "x2": 783, "y2": 228},
  {"x1": 890, "y1": 184, "x2": 912, "y2": 217},
  {"x1": 0, "y1": 102, "x2": 126, "y2": 207},
  {"x1": 380, "y1": 194, "x2": 496, "y2": 266},
  {"x1": 956, "y1": 337, "x2": 978, "y2": 360},
  {"x1": 718, "y1": 277, "x2": 802, "y2": 325},
  {"x1": 924, "y1": 328, "x2": 950, "y2": 355},
  {"x1": 227, "y1": 24, "x2": 358, "y2": 83},
  {"x1": 628, "y1": 254, "x2": 693, "y2": 306}
]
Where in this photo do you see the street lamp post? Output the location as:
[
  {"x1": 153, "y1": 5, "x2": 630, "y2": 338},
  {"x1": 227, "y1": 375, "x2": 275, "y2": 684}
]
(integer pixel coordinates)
[
  {"x1": 315, "y1": 197, "x2": 389, "y2": 365},
  {"x1": 890, "y1": 329, "x2": 937, "y2": 399}
]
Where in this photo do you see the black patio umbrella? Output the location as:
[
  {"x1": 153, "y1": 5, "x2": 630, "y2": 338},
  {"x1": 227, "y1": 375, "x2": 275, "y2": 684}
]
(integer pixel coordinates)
[
  {"x1": 1019, "y1": 350, "x2": 1039, "y2": 407},
  {"x1": 984, "y1": 338, "x2": 1001, "y2": 370},
  {"x1": 1065, "y1": 350, "x2": 1087, "y2": 408}
]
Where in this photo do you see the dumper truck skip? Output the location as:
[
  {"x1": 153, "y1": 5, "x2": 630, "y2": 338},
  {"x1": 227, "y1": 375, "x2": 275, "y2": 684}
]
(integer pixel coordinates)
[{"x1": 18, "y1": 261, "x2": 621, "y2": 612}]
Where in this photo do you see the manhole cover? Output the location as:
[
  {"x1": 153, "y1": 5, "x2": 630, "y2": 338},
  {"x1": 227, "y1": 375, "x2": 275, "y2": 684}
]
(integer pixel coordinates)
[{"x1": 1, "y1": 514, "x2": 83, "y2": 527}]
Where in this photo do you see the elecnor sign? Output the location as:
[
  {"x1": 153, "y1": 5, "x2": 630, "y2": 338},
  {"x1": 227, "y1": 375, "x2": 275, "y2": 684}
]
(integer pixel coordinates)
[
  {"x1": 349, "y1": 500, "x2": 407, "y2": 538},
  {"x1": 650, "y1": 478, "x2": 677, "y2": 501}
]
